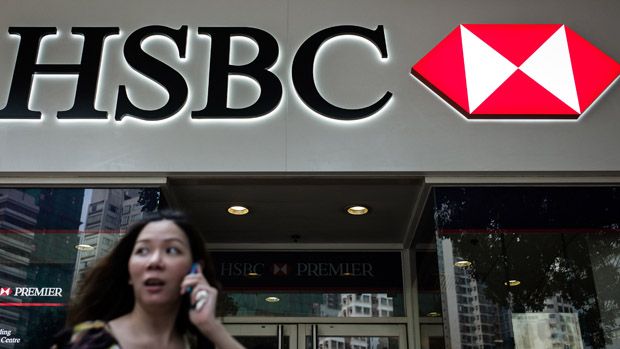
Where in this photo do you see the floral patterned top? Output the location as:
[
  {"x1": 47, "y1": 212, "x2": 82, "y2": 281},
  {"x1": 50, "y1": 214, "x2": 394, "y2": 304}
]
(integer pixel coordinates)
[
  {"x1": 52, "y1": 321, "x2": 192, "y2": 349},
  {"x1": 52, "y1": 321, "x2": 120, "y2": 349}
]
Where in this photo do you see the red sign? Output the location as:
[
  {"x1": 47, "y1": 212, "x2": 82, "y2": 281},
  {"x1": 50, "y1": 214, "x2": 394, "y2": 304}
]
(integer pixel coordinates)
[{"x1": 412, "y1": 24, "x2": 620, "y2": 119}]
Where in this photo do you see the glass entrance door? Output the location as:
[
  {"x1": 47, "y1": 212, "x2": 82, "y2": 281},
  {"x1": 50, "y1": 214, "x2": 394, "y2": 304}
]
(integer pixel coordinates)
[
  {"x1": 226, "y1": 324, "x2": 406, "y2": 349},
  {"x1": 226, "y1": 324, "x2": 298, "y2": 349},
  {"x1": 420, "y1": 324, "x2": 444, "y2": 349},
  {"x1": 301, "y1": 324, "x2": 406, "y2": 349}
]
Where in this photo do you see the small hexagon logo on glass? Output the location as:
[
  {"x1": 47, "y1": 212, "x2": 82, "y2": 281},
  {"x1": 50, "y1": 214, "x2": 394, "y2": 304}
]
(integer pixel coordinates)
[{"x1": 412, "y1": 24, "x2": 620, "y2": 119}]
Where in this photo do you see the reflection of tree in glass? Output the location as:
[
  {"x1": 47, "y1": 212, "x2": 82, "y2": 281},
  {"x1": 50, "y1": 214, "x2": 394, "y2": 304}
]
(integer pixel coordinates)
[
  {"x1": 138, "y1": 188, "x2": 160, "y2": 212},
  {"x1": 218, "y1": 293, "x2": 240, "y2": 316},
  {"x1": 433, "y1": 187, "x2": 620, "y2": 348},
  {"x1": 446, "y1": 233, "x2": 613, "y2": 346}
]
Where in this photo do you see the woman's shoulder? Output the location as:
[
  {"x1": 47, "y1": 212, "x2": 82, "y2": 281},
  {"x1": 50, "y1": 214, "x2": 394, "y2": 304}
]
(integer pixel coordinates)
[{"x1": 52, "y1": 320, "x2": 120, "y2": 349}]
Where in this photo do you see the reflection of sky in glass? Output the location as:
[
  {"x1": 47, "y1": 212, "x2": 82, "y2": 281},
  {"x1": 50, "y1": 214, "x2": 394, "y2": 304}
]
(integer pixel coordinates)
[{"x1": 78, "y1": 189, "x2": 92, "y2": 232}]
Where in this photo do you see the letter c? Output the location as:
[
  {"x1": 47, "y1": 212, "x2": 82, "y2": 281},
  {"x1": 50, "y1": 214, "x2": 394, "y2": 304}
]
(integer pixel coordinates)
[{"x1": 292, "y1": 25, "x2": 392, "y2": 120}]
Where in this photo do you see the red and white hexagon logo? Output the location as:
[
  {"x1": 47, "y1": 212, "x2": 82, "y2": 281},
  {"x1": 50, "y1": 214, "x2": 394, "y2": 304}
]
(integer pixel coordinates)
[{"x1": 412, "y1": 24, "x2": 620, "y2": 119}]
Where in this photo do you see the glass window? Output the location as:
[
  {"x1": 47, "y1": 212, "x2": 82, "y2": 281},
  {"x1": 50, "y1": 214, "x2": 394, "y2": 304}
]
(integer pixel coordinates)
[
  {"x1": 214, "y1": 251, "x2": 405, "y2": 317},
  {"x1": 433, "y1": 186, "x2": 620, "y2": 348},
  {"x1": 0, "y1": 188, "x2": 161, "y2": 348},
  {"x1": 314, "y1": 336, "x2": 399, "y2": 349},
  {"x1": 219, "y1": 291, "x2": 404, "y2": 318}
]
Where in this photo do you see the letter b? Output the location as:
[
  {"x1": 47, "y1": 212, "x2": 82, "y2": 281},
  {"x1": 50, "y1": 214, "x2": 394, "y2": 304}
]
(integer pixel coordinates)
[{"x1": 192, "y1": 27, "x2": 282, "y2": 119}]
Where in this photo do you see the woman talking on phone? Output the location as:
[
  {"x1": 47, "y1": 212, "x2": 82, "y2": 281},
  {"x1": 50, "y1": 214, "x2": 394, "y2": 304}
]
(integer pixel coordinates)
[{"x1": 53, "y1": 210, "x2": 245, "y2": 349}]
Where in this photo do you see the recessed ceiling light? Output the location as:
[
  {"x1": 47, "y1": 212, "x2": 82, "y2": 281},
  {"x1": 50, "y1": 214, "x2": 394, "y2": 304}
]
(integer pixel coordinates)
[
  {"x1": 265, "y1": 296, "x2": 280, "y2": 303},
  {"x1": 505, "y1": 279, "x2": 521, "y2": 287},
  {"x1": 228, "y1": 206, "x2": 249, "y2": 215},
  {"x1": 246, "y1": 272, "x2": 261, "y2": 277},
  {"x1": 75, "y1": 244, "x2": 94, "y2": 251},
  {"x1": 426, "y1": 312, "x2": 442, "y2": 317},
  {"x1": 454, "y1": 260, "x2": 472, "y2": 268},
  {"x1": 347, "y1": 206, "x2": 368, "y2": 215}
]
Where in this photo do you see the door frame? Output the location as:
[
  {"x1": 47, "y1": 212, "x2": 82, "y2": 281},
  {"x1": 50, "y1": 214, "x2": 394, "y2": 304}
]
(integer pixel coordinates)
[
  {"x1": 226, "y1": 323, "x2": 299, "y2": 349},
  {"x1": 225, "y1": 323, "x2": 407, "y2": 349},
  {"x1": 300, "y1": 323, "x2": 407, "y2": 349}
]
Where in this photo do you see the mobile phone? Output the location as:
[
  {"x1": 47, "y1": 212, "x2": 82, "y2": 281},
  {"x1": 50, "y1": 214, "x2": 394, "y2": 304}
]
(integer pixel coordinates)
[{"x1": 185, "y1": 262, "x2": 200, "y2": 294}]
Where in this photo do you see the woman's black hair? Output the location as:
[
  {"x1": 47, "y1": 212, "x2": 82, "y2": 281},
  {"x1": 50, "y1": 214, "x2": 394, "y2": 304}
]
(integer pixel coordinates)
[{"x1": 67, "y1": 209, "x2": 219, "y2": 342}]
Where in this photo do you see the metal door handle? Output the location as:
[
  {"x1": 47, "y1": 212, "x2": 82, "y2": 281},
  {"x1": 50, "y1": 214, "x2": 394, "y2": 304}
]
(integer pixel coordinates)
[
  {"x1": 277, "y1": 324, "x2": 283, "y2": 349},
  {"x1": 312, "y1": 324, "x2": 318, "y2": 349}
]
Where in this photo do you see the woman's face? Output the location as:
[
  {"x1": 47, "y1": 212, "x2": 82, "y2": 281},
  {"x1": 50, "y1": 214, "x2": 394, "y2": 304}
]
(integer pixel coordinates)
[{"x1": 128, "y1": 220, "x2": 193, "y2": 307}]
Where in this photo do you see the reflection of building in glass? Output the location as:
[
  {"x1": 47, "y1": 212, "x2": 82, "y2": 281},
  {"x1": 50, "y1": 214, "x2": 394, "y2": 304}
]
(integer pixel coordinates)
[
  {"x1": 433, "y1": 187, "x2": 620, "y2": 348},
  {"x1": 319, "y1": 337, "x2": 389, "y2": 349},
  {"x1": 439, "y1": 240, "x2": 503, "y2": 349},
  {"x1": 0, "y1": 189, "x2": 38, "y2": 348},
  {"x1": 512, "y1": 311, "x2": 583, "y2": 349},
  {"x1": 226, "y1": 292, "x2": 402, "y2": 317},
  {"x1": 72, "y1": 189, "x2": 144, "y2": 291},
  {"x1": 339, "y1": 294, "x2": 393, "y2": 317},
  {"x1": 317, "y1": 294, "x2": 393, "y2": 349},
  {"x1": 440, "y1": 238, "x2": 588, "y2": 349},
  {"x1": 439, "y1": 238, "x2": 503, "y2": 349},
  {"x1": 120, "y1": 193, "x2": 146, "y2": 231},
  {"x1": 320, "y1": 337, "x2": 346, "y2": 349},
  {"x1": 320, "y1": 294, "x2": 342, "y2": 317},
  {"x1": 22, "y1": 188, "x2": 84, "y2": 348}
]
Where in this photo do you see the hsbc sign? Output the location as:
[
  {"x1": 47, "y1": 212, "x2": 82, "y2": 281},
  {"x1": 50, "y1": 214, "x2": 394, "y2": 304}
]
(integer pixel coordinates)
[
  {"x1": 213, "y1": 252, "x2": 402, "y2": 291},
  {"x1": 0, "y1": 23, "x2": 617, "y2": 123},
  {"x1": 0, "y1": 25, "x2": 391, "y2": 122},
  {"x1": 0, "y1": 287, "x2": 63, "y2": 297},
  {"x1": 412, "y1": 24, "x2": 620, "y2": 119}
]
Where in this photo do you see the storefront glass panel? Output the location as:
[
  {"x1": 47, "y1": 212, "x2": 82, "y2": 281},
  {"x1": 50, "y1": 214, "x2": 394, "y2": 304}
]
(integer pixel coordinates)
[
  {"x1": 416, "y1": 251, "x2": 442, "y2": 318},
  {"x1": 214, "y1": 252, "x2": 405, "y2": 317},
  {"x1": 433, "y1": 187, "x2": 620, "y2": 349},
  {"x1": 310, "y1": 336, "x2": 399, "y2": 349},
  {"x1": 303, "y1": 324, "x2": 406, "y2": 349},
  {"x1": 220, "y1": 292, "x2": 404, "y2": 317},
  {"x1": 0, "y1": 188, "x2": 160, "y2": 348}
]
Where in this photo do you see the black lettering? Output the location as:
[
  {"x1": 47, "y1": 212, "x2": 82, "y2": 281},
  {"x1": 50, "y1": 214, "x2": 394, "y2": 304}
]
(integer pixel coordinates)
[
  {"x1": 363, "y1": 263, "x2": 374, "y2": 277},
  {"x1": 192, "y1": 27, "x2": 282, "y2": 118},
  {"x1": 292, "y1": 25, "x2": 392, "y2": 120},
  {"x1": 233, "y1": 263, "x2": 243, "y2": 276},
  {"x1": 221, "y1": 262, "x2": 233, "y2": 276},
  {"x1": 115, "y1": 25, "x2": 188, "y2": 121},
  {"x1": 0, "y1": 27, "x2": 118, "y2": 119},
  {"x1": 297, "y1": 262, "x2": 308, "y2": 276}
]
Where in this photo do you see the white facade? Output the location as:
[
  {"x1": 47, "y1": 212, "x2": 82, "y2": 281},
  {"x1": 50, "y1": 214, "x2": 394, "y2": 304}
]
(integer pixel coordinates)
[{"x1": 0, "y1": 0, "x2": 617, "y2": 175}]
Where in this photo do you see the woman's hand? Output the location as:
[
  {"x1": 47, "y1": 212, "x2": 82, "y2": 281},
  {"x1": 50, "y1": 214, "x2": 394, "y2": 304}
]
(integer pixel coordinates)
[
  {"x1": 180, "y1": 265, "x2": 246, "y2": 349},
  {"x1": 180, "y1": 264, "x2": 219, "y2": 335}
]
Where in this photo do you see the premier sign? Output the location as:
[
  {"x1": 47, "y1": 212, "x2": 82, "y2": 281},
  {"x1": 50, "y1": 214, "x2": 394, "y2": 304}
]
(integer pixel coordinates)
[
  {"x1": 12, "y1": 287, "x2": 63, "y2": 297},
  {"x1": 0, "y1": 287, "x2": 63, "y2": 297},
  {"x1": 0, "y1": 25, "x2": 391, "y2": 121},
  {"x1": 220, "y1": 261, "x2": 375, "y2": 277},
  {"x1": 213, "y1": 252, "x2": 402, "y2": 291}
]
